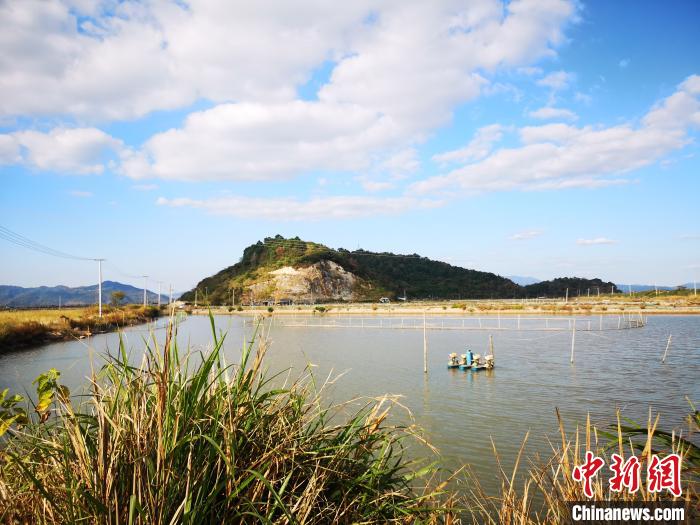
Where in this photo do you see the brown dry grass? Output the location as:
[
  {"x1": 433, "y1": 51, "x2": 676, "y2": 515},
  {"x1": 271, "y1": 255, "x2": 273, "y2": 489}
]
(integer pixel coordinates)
[
  {"x1": 0, "y1": 306, "x2": 160, "y2": 351},
  {"x1": 0, "y1": 307, "x2": 89, "y2": 325},
  {"x1": 462, "y1": 409, "x2": 699, "y2": 523}
]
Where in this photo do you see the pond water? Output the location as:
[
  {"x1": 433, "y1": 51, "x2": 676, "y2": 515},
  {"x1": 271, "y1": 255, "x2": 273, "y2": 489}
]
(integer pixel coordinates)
[{"x1": 1, "y1": 314, "x2": 698, "y2": 495}]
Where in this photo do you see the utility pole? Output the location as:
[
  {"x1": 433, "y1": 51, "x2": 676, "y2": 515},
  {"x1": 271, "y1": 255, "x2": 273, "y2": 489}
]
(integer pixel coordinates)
[
  {"x1": 157, "y1": 281, "x2": 162, "y2": 308},
  {"x1": 142, "y1": 275, "x2": 148, "y2": 307},
  {"x1": 95, "y1": 258, "x2": 105, "y2": 317},
  {"x1": 195, "y1": 289, "x2": 198, "y2": 307},
  {"x1": 565, "y1": 288, "x2": 568, "y2": 303}
]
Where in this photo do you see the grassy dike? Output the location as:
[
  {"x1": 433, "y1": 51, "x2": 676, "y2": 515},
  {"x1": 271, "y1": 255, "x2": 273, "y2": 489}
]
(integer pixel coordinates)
[
  {"x1": 0, "y1": 305, "x2": 161, "y2": 352},
  {"x1": 0, "y1": 316, "x2": 696, "y2": 523}
]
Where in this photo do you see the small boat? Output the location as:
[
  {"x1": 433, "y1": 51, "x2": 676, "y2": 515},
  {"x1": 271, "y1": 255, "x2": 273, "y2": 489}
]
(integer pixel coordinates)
[
  {"x1": 471, "y1": 353, "x2": 495, "y2": 371},
  {"x1": 449, "y1": 343, "x2": 495, "y2": 372},
  {"x1": 458, "y1": 351, "x2": 473, "y2": 370},
  {"x1": 447, "y1": 353, "x2": 461, "y2": 369}
]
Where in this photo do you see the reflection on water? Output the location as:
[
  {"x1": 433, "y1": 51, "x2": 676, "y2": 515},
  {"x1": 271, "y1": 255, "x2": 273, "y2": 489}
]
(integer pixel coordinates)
[{"x1": 1, "y1": 314, "x2": 698, "y2": 495}]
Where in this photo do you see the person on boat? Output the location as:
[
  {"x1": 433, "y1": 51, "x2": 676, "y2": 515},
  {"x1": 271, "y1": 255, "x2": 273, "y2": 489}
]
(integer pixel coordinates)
[{"x1": 466, "y1": 349, "x2": 473, "y2": 366}]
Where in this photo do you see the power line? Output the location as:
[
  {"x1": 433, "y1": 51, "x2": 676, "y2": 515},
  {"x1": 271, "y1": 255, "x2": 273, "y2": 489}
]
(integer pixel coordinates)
[
  {"x1": 103, "y1": 261, "x2": 144, "y2": 280},
  {"x1": 1, "y1": 225, "x2": 172, "y2": 308},
  {"x1": 0, "y1": 225, "x2": 95, "y2": 261}
]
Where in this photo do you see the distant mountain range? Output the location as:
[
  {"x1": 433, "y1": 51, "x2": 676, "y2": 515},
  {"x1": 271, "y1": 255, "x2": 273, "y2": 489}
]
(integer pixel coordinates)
[
  {"x1": 506, "y1": 275, "x2": 541, "y2": 286},
  {"x1": 0, "y1": 281, "x2": 167, "y2": 307},
  {"x1": 616, "y1": 283, "x2": 697, "y2": 293},
  {"x1": 505, "y1": 279, "x2": 695, "y2": 292}
]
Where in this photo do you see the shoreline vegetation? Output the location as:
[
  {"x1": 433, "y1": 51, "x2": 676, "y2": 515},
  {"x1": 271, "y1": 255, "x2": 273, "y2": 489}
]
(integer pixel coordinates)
[
  {"x1": 2, "y1": 292, "x2": 698, "y2": 353},
  {"x1": 0, "y1": 316, "x2": 697, "y2": 523},
  {"x1": 189, "y1": 293, "x2": 700, "y2": 317},
  {"x1": 0, "y1": 305, "x2": 162, "y2": 352}
]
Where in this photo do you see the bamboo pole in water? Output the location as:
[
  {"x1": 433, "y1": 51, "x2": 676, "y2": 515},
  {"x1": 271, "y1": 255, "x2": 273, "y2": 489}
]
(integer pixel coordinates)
[
  {"x1": 489, "y1": 334, "x2": 494, "y2": 358},
  {"x1": 423, "y1": 313, "x2": 428, "y2": 374},
  {"x1": 570, "y1": 319, "x2": 576, "y2": 364},
  {"x1": 662, "y1": 334, "x2": 673, "y2": 363}
]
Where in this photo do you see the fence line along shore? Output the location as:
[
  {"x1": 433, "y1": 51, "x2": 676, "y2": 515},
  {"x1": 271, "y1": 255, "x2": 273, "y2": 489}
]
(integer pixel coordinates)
[
  {"x1": 191, "y1": 301, "x2": 699, "y2": 317},
  {"x1": 249, "y1": 314, "x2": 646, "y2": 332}
]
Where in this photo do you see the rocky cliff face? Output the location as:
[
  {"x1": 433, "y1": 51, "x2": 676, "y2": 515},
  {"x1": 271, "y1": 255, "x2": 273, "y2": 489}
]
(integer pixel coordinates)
[{"x1": 249, "y1": 261, "x2": 366, "y2": 302}]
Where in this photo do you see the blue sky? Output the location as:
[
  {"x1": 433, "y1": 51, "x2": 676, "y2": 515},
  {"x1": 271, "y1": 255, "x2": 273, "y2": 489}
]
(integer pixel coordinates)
[{"x1": 1, "y1": 0, "x2": 699, "y2": 292}]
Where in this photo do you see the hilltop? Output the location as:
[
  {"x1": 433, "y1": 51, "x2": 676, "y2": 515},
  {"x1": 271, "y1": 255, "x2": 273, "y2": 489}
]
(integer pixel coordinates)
[{"x1": 180, "y1": 236, "x2": 617, "y2": 304}]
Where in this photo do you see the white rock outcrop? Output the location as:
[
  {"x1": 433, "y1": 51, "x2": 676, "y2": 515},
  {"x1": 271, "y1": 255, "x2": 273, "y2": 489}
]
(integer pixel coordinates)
[{"x1": 248, "y1": 260, "x2": 362, "y2": 302}]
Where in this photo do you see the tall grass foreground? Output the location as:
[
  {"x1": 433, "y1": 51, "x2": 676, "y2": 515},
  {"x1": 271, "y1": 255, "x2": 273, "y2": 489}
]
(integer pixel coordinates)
[{"x1": 0, "y1": 315, "x2": 454, "y2": 524}]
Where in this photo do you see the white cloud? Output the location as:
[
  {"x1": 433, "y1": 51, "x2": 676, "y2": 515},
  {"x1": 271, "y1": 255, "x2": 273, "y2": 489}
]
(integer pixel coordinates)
[
  {"x1": 0, "y1": 0, "x2": 577, "y2": 130},
  {"x1": 484, "y1": 82, "x2": 524, "y2": 102},
  {"x1": 517, "y1": 66, "x2": 543, "y2": 76},
  {"x1": 68, "y1": 190, "x2": 93, "y2": 198},
  {"x1": 359, "y1": 180, "x2": 395, "y2": 192},
  {"x1": 679, "y1": 234, "x2": 700, "y2": 240},
  {"x1": 100, "y1": 0, "x2": 577, "y2": 182},
  {"x1": 576, "y1": 238, "x2": 618, "y2": 246},
  {"x1": 0, "y1": 1, "x2": 371, "y2": 120},
  {"x1": 320, "y1": 0, "x2": 576, "y2": 131},
  {"x1": 1, "y1": 0, "x2": 580, "y2": 193},
  {"x1": 355, "y1": 149, "x2": 418, "y2": 192},
  {"x1": 413, "y1": 75, "x2": 700, "y2": 194},
  {"x1": 122, "y1": 101, "x2": 400, "y2": 181},
  {"x1": 510, "y1": 230, "x2": 543, "y2": 240},
  {"x1": 6, "y1": 128, "x2": 122, "y2": 175},
  {"x1": 131, "y1": 184, "x2": 158, "y2": 191},
  {"x1": 378, "y1": 148, "x2": 420, "y2": 176},
  {"x1": 432, "y1": 124, "x2": 504, "y2": 165},
  {"x1": 0, "y1": 135, "x2": 20, "y2": 164},
  {"x1": 156, "y1": 195, "x2": 442, "y2": 221},
  {"x1": 642, "y1": 75, "x2": 700, "y2": 128},
  {"x1": 619, "y1": 58, "x2": 630, "y2": 68},
  {"x1": 536, "y1": 70, "x2": 575, "y2": 90},
  {"x1": 528, "y1": 106, "x2": 578, "y2": 120},
  {"x1": 574, "y1": 91, "x2": 592, "y2": 104}
]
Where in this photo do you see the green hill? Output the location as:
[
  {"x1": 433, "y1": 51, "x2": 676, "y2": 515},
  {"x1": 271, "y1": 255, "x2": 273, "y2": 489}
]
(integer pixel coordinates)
[
  {"x1": 523, "y1": 277, "x2": 615, "y2": 298},
  {"x1": 180, "y1": 235, "x2": 617, "y2": 304}
]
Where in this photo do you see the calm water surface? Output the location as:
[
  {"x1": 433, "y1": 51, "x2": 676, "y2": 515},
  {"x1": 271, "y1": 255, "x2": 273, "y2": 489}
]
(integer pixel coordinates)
[{"x1": 1, "y1": 314, "x2": 698, "y2": 494}]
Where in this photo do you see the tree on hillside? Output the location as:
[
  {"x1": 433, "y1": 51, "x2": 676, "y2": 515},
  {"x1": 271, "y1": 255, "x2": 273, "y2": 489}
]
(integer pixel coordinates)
[{"x1": 110, "y1": 291, "x2": 126, "y2": 307}]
